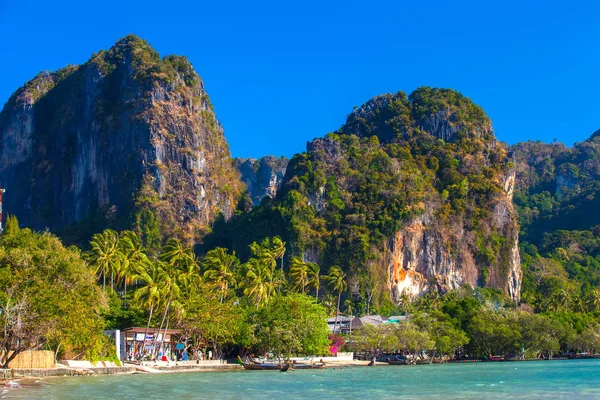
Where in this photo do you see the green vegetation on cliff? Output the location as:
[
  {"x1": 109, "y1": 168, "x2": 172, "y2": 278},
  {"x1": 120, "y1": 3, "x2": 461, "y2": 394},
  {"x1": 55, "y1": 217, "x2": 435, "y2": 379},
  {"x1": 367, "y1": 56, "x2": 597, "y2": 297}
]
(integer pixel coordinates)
[
  {"x1": 0, "y1": 35, "x2": 242, "y2": 247},
  {"x1": 513, "y1": 134, "x2": 600, "y2": 311},
  {"x1": 206, "y1": 87, "x2": 519, "y2": 313}
]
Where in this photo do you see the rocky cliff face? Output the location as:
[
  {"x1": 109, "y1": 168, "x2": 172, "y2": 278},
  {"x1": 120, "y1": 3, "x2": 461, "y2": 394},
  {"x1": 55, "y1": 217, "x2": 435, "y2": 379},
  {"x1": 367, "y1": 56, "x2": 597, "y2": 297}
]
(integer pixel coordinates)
[
  {"x1": 224, "y1": 88, "x2": 522, "y2": 305},
  {"x1": 0, "y1": 35, "x2": 242, "y2": 244},
  {"x1": 340, "y1": 88, "x2": 521, "y2": 302},
  {"x1": 388, "y1": 170, "x2": 521, "y2": 303},
  {"x1": 235, "y1": 156, "x2": 288, "y2": 205}
]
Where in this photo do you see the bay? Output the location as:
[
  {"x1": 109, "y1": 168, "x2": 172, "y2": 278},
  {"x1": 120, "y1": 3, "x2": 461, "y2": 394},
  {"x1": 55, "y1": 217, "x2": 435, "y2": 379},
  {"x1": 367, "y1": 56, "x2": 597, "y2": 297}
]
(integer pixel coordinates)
[{"x1": 7, "y1": 359, "x2": 600, "y2": 399}]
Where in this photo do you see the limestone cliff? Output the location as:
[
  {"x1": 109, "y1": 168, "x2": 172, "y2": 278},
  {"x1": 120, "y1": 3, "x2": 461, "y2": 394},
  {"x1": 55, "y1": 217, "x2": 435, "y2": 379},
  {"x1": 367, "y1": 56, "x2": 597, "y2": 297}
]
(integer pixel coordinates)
[
  {"x1": 387, "y1": 170, "x2": 521, "y2": 303},
  {"x1": 338, "y1": 89, "x2": 522, "y2": 302},
  {"x1": 230, "y1": 88, "x2": 522, "y2": 305},
  {"x1": 0, "y1": 35, "x2": 242, "y2": 244},
  {"x1": 235, "y1": 156, "x2": 288, "y2": 205}
]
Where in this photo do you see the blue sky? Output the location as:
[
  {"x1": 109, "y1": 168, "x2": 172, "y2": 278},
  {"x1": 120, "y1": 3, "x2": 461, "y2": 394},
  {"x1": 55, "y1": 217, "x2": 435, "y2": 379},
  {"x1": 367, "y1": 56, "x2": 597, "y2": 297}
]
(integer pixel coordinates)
[{"x1": 0, "y1": 0, "x2": 598, "y2": 158}]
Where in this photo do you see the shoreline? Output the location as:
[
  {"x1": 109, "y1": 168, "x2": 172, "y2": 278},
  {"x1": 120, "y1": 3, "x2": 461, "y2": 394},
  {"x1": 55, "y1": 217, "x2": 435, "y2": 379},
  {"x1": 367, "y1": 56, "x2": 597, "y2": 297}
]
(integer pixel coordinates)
[
  {"x1": 1, "y1": 357, "x2": 593, "y2": 391},
  {"x1": 0, "y1": 359, "x2": 376, "y2": 386}
]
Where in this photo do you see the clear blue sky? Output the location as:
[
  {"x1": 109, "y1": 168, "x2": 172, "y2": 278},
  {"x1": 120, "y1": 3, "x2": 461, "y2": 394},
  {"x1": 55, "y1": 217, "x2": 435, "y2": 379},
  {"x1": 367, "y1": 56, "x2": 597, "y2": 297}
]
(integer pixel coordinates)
[{"x1": 1, "y1": 0, "x2": 598, "y2": 158}]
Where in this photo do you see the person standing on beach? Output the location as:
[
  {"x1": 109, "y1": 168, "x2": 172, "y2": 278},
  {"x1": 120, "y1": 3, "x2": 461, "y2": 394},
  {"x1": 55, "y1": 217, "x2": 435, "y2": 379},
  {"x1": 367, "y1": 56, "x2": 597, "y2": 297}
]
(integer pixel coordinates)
[{"x1": 208, "y1": 350, "x2": 213, "y2": 360}]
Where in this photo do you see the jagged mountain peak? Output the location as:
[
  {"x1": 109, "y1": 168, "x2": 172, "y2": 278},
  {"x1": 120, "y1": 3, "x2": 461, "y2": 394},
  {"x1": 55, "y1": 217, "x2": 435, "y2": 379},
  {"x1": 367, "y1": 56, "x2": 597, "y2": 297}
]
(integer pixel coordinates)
[
  {"x1": 0, "y1": 36, "x2": 242, "y2": 245},
  {"x1": 340, "y1": 87, "x2": 493, "y2": 143}
]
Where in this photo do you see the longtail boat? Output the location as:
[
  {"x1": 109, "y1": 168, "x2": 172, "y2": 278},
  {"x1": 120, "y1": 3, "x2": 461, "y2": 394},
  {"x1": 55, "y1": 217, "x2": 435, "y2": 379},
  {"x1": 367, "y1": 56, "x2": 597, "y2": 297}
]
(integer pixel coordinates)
[
  {"x1": 292, "y1": 361, "x2": 326, "y2": 369},
  {"x1": 386, "y1": 355, "x2": 409, "y2": 365},
  {"x1": 237, "y1": 356, "x2": 288, "y2": 371}
]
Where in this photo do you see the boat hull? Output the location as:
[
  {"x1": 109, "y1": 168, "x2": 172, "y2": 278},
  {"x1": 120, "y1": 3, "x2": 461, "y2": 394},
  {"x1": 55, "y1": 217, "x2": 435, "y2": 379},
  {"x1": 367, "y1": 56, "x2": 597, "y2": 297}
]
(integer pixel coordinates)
[{"x1": 292, "y1": 363, "x2": 326, "y2": 369}]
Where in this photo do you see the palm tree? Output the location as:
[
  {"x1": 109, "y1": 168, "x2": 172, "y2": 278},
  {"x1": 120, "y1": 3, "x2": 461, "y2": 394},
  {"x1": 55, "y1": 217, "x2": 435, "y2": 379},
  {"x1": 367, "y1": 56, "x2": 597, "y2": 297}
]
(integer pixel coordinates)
[
  {"x1": 325, "y1": 266, "x2": 347, "y2": 334},
  {"x1": 554, "y1": 289, "x2": 570, "y2": 312},
  {"x1": 203, "y1": 247, "x2": 239, "y2": 303},
  {"x1": 160, "y1": 238, "x2": 198, "y2": 288},
  {"x1": 547, "y1": 293, "x2": 560, "y2": 313},
  {"x1": 160, "y1": 238, "x2": 194, "y2": 267},
  {"x1": 250, "y1": 239, "x2": 277, "y2": 281},
  {"x1": 89, "y1": 229, "x2": 121, "y2": 291},
  {"x1": 399, "y1": 293, "x2": 413, "y2": 315},
  {"x1": 243, "y1": 258, "x2": 274, "y2": 308},
  {"x1": 344, "y1": 298, "x2": 354, "y2": 335},
  {"x1": 271, "y1": 237, "x2": 286, "y2": 292},
  {"x1": 148, "y1": 239, "x2": 195, "y2": 358},
  {"x1": 289, "y1": 257, "x2": 310, "y2": 294},
  {"x1": 586, "y1": 289, "x2": 600, "y2": 312},
  {"x1": 307, "y1": 262, "x2": 320, "y2": 300},
  {"x1": 572, "y1": 295, "x2": 587, "y2": 313},
  {"x1": 133, "y1": 260, "x2": 163, "y2": 354},
  {"x1": 151, "y1": 259, "x2": 182, "y2": 358},
  {"x1": 118, "y1": 230, "x2": 148, "y2": 304}
]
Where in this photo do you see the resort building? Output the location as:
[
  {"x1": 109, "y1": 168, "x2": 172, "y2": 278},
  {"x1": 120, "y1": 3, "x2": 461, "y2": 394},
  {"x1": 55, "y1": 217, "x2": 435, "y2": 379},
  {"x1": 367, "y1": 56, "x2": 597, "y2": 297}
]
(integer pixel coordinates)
[{"x1": 106, "y1": 327, "x2": 183, "y2": 362}]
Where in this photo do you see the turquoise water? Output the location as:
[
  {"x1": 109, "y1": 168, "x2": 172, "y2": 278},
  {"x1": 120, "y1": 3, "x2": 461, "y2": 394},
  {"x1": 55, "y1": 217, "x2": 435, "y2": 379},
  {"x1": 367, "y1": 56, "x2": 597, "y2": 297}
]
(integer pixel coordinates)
[{"x1": 7, "y1": 359, "x2": 600, "y2": 399}]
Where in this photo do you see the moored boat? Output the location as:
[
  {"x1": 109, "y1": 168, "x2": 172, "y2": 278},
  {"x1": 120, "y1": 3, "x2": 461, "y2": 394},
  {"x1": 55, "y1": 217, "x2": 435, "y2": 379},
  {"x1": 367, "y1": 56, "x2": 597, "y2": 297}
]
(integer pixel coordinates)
[
  {"x1": 292, "y1": 362, "x2": 326, "y2": 369},
  {"x1": 415, "y1": 358, "x2": 433, "y2": 365},
  {"x1": 387, "y1": 355, "x2": 409, "y2": 365},
  {"x1": 237, "y1": 356, "x2": 288, "y2": 371}
]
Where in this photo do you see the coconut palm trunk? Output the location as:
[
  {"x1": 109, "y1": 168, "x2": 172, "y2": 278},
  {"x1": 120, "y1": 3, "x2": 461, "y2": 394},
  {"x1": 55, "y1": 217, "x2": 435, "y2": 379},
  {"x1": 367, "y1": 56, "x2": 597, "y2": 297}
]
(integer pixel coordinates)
[
  {"x1": 143, "y1": 305, "x2": 154, "y2": 358},
  {"x1": 334, "y1": 292, "x2": 341, "y2": 334},
  {"x1": 153, "y1": 298, "x2": 171, "y2": 358}
]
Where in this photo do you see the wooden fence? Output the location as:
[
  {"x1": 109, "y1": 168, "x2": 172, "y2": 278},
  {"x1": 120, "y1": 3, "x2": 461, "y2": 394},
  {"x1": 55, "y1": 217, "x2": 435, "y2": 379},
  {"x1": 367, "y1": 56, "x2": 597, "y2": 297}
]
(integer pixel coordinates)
[{"x1": 7, "y1": 351, "x2": 55, "y2": 369}]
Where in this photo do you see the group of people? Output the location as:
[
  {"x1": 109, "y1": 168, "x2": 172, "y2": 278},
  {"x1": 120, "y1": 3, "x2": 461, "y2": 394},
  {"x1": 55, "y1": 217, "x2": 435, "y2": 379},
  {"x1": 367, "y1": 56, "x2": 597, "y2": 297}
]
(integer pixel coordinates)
[{"x1": 126, "y1": 341, "x2": 216, "y2": 362}]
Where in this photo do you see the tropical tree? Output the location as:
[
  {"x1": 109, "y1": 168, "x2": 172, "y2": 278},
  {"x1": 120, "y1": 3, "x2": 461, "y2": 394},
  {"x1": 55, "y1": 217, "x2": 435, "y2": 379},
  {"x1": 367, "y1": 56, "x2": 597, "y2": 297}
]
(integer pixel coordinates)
[
  {"x1": 571, "y1": 324, "x2": 600, "y2": 354},
  {"x1": 118, "y1": 230, "x2": 148, "y2": 303},
  {"x1": 351, "y1": 324, "x2": 397, "y2": 365},
  {"x1": 517, "y1": 313, "x2": 563, "y2": 359},
  {"x1": 586, "y1": 289, "x2": 600, "y2": 312},
  {"x1": 553, "y1": 289, "x2": 571, "y2": 312},
  {"x1": 468, "y1": 310, "x2": 520, "y2": 359},
  {"x1": 89, "y1": 229, "x2": 121, "y2": 291},
  {"x1": 571, "y1": 295, "x2": 587, "y2": 313},
  {"x1": 289, "y1": 257, "x2": 310, "y2": 294},
  {"x1": 393, "y1": 322, "x2": 435, "y2": 360},
  {"x1": 324, "y1": 266, "x2": 347, "y2": 334},
  {"x1": 307, "y1": 262, "x2": 321, "y2": 299},
  {"x1": 133, "y1": 260, "x2": 163, "y2": 352},
  {"x1": 344, "y1": 298, "x2": 354, "y2": 335},
  {"x1": 155, "y1": 240, "x2": 194, "y2": 355},
  {"x1": 249, "y1": 239, "x2": 277, "y2": 285},
  {"x1": 254, "y1": 294, "x2": 329, "y2": 359},
  {"x1": 0, "y1": 228, "x2": 106, "y2": 367},
  {"x1": 271, "y1": 237, "x2": 286, "y2": 292},
  {"x1": 203, "y1": 247, "x2": 239, "y2": 303},
  {"x1": 243, "y1": 258, "x2": 274, "y2": 308}
]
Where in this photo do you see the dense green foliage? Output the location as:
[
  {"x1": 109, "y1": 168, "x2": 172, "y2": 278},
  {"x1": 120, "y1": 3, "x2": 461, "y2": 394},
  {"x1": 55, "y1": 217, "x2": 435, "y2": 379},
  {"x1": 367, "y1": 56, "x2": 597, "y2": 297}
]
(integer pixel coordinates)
[
  {"x1": 0, "y1": 221, "x2": 108, "y2": 367},
  {"x1": 206, "y1": 87, "x2": 517, "y2": 311},
  {"x1": 513, "y1": 134, "x2": 600, "y2": 311},
  {"x1": 352, "y1": 288, "x2": 600, "y2": 361}
]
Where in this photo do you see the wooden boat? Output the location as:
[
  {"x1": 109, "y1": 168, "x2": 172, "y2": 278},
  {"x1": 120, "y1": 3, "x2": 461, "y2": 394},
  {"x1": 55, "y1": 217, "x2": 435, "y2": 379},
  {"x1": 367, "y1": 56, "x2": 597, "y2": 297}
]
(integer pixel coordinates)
[
  {"x1": 237, "y1": 356, "x2": 288, "y2": 371},
  {"x1": 415, "y1": 358, "x2": 433, "y2": 365},
  {"x1": 387, "y1": 356, "x2": 409, "y2": 365},
  {"x1": 292, "y1": 362, "x2": 326, "y2": 369}
]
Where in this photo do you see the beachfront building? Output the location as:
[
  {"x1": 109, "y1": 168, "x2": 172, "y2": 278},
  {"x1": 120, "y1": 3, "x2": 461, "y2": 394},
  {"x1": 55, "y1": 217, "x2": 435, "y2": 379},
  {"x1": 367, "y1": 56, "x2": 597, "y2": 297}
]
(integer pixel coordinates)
[
  {"x1": 327, "y1": 316, "x2": 357, "y2": 334},
  {"x1": 119, "y1": 327, "x2": 183, "y2": 362}
]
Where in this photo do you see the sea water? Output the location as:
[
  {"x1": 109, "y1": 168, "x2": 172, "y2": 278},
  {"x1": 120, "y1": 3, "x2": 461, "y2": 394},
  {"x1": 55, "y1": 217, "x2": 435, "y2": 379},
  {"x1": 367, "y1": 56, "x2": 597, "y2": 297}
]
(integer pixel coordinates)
[{"x1": 6, "y1": 359, "x2": 600, "y2": 399}]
